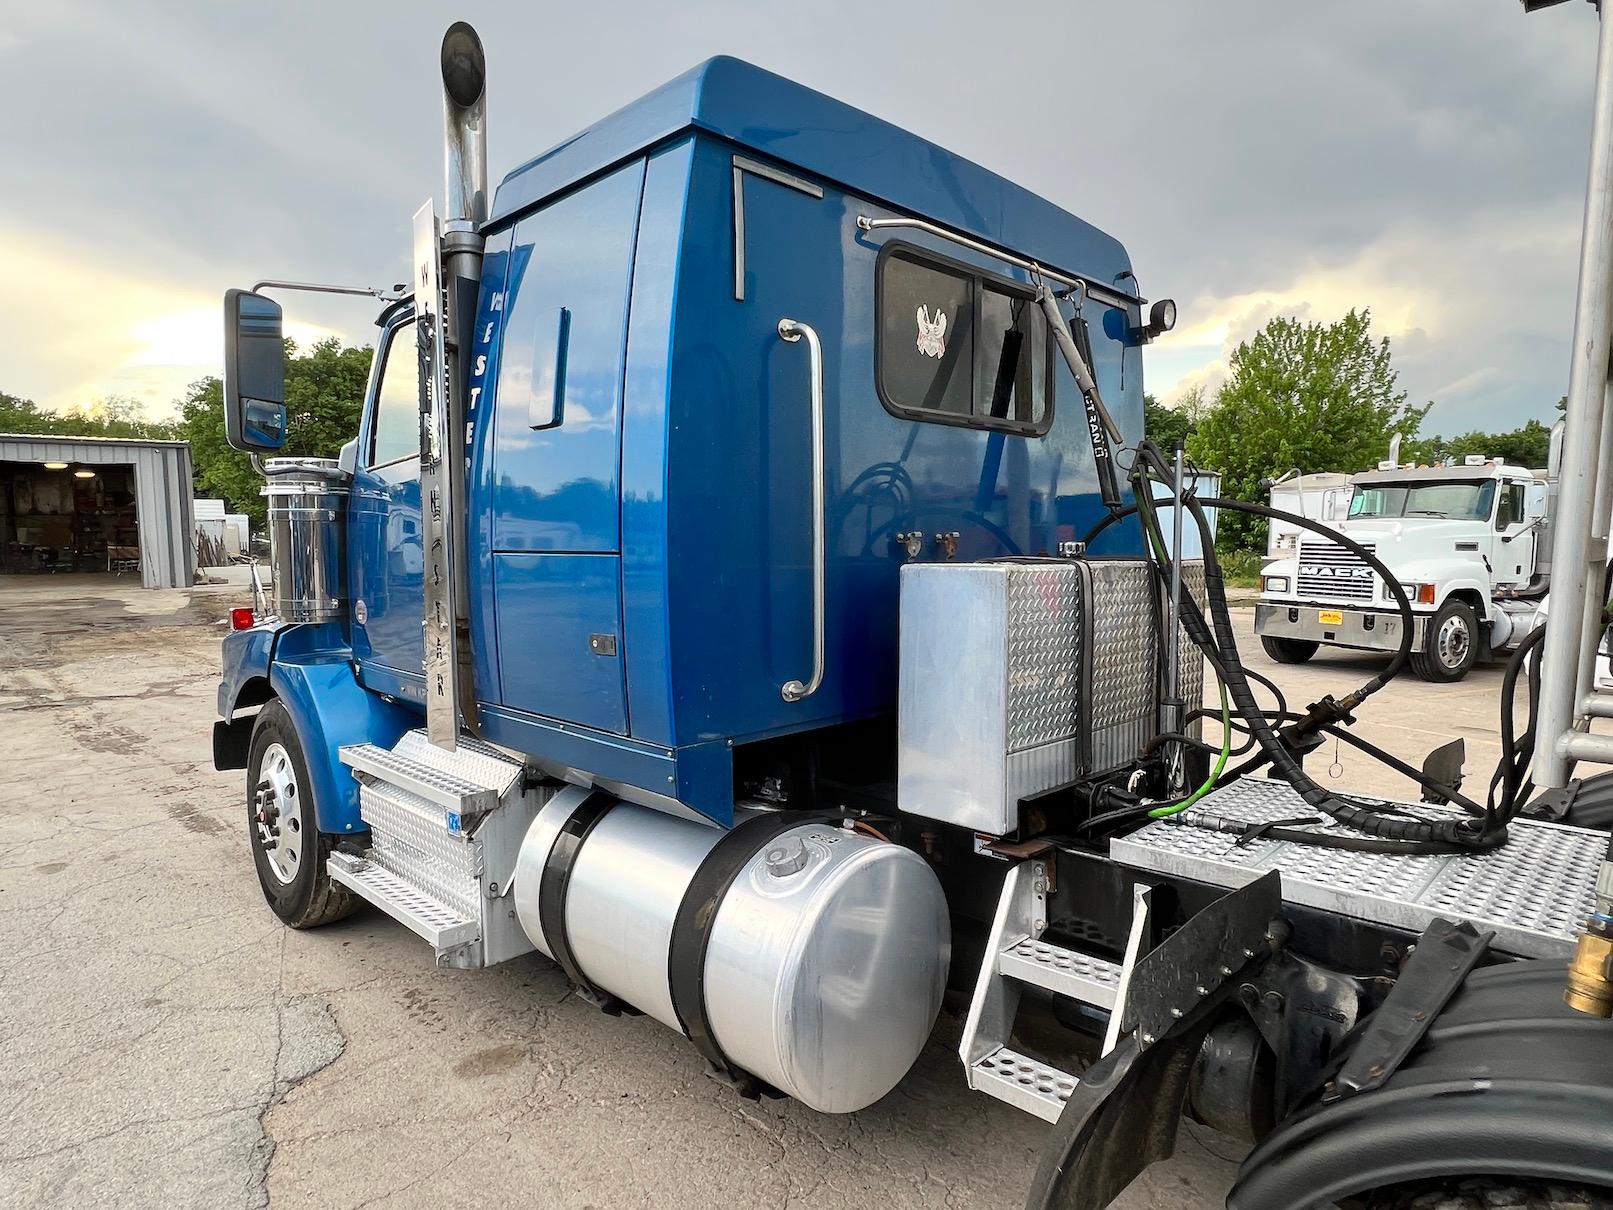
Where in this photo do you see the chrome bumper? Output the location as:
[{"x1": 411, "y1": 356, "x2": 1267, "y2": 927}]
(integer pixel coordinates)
[{"x1": 1254, "y1": 602, "x2": 1429, "y2": 653}]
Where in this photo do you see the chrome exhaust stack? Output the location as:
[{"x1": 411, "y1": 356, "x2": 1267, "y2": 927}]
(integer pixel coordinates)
[
  {"x1": 441, "y1": 21, "x2": 488, "y2": 228},
  {"x1": 419, "y1": 22, "x2": 489, "y2": 747}
]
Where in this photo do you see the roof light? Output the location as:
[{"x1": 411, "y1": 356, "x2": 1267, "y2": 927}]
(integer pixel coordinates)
[
  {"x1": 42, "y1": 461, "x2": 67, "y2": 470},
  {"x1": 74, "y1": 469, "x2": 96, "y2": 479}
]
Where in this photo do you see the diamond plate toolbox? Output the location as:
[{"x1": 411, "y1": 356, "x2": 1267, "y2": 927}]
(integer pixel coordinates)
[{"x1": 898, "y1": 558, "x2": 1164, "y2": 834}]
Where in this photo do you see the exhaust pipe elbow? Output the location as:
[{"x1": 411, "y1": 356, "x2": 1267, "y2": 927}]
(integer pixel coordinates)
[{"x1": 441, "y1": 21, "x2": 488, "y2": 225}]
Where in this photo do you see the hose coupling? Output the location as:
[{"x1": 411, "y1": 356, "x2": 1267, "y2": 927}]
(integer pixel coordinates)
[{"x1": 1564, "y1": 910, "x2": 1613, "y2": 1018}]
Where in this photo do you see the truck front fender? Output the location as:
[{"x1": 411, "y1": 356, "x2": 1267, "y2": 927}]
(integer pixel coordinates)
[{"x1": 269, "y1": 647, "x2": 415, "y2": 835}]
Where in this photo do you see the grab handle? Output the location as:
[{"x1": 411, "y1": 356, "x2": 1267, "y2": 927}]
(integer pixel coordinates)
[{"x1": 778, "y1": 317, "x2": 825, "y2": 703}]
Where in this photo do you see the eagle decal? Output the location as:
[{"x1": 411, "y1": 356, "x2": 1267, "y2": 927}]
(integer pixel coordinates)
[{"x1": 915, "y1": 305, "x2": 947, "y2": 359}]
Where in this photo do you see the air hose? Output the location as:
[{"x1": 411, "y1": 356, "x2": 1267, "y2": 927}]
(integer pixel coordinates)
[{"x1": 1126, "y1": 444, "x2": 1504, "y2": 854}]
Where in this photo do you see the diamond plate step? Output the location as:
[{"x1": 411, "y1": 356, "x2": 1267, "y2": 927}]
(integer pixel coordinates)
[
  {"x1": 999, "y1": 937, "x2": 1123, "y2": 1009},
  {"x1": 969, "y1": 1045, "x2": 1079, "y2": 1123},
  {"x1": 327, "y1": 851, "x2": 479, "y2": 949},
  {"x1": 340, "y1": 743, "x2": 498, "y2": 817}
]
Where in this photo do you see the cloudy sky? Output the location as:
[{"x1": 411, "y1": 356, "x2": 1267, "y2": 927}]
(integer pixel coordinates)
[{"x1": 0, "y1": 0, "x2": 1600, "y2": 435}]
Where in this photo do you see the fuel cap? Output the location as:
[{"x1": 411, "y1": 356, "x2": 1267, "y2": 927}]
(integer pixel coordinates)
[{"x1": 764, "y1": 834, "x2": 810, "y2": 877}]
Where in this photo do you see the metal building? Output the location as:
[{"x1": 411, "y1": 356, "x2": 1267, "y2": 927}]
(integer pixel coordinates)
[{"x1": 0, "y1": 434, "x2": 196, "y2": 589}]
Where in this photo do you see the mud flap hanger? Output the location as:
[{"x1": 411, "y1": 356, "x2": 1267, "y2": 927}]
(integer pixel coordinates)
[{"x1": 1033, "y1": 274, "x2": 1124, "y2": 512}]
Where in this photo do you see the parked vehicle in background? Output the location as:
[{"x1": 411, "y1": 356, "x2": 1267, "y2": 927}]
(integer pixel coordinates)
[
  {"x1": 1263, "y1": 470, "x2": 1353, "y2": 558},
  {"x1": 1256, "y1": 438, "x2": 1561, "y2": 682}
]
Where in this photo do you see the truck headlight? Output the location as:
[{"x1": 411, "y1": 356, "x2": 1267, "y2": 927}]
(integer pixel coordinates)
[
  {"x1": 1398, "y1": 582, "x2": 1436, "y2": 605},
  {"x1": 1263, "y1": 575, "x2": 1290, "y2": 593}
]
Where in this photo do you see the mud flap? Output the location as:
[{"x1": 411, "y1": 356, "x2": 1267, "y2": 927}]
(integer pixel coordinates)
[{"x1": 1025, "y1": 871, "x2": 1284, "y2": 1210}]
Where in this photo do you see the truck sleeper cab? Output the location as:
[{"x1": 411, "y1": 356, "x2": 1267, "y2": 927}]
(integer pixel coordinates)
[{"x1": 332, "y1": 55, "x2": 1145, "y2": 828}]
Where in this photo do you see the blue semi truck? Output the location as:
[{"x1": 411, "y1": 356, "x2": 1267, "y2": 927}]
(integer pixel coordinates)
[{"x1": 211, "y1": 20, "x2": 1613, "y2": 1208}]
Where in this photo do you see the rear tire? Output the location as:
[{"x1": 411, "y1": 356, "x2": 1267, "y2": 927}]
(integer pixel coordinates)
[
  {"x1": 1261, "y1": 636, "x2": 1319, "y2": 664},
  {"x1": 1360, "y1": 1178, "x2": 1611, "y2": 1209},
  {"x1": 246, "y1": 700, "x2": 355, "y2": 929},
  {"x1": 1410, "y1": 600, "x2": 1479, "y2": 683}
]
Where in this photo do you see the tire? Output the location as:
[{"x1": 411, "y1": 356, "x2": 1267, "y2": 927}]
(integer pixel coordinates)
[
  {"x1": 1261, "y1": 636, "x2": 1320, "y2": 665},
  {"x1": 1361, "y1": 1177, "x2": 1612, "y2": 1209},
  {"x1": 1410, "y1": 600, "x2": 1479, "y2": 683},
  {"x1": 246, "y1": 699, "x2": 355, "y2": 928},
  {"x1": 1229, "y1": 962, "x2": 1613, "y2": 1210}
]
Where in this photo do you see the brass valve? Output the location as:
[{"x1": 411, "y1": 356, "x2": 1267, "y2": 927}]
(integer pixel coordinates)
[{"x1": 1564, "y1": 918, "x2": 1613, "y2": 1018}]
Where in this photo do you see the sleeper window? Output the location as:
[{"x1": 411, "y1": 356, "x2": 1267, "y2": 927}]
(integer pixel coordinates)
[
  {"x1": 369, "y1": 320, "x2": 419, "y2": 467},
  {"x1": 879, "y1": 252, "x2": 973, "y2": 417},
  {"x1": 877, "y1": 246, "x2": 1053, "y2": 434}
]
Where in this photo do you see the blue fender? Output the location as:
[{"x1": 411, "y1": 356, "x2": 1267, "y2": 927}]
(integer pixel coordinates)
[{"x1": 219, "y1": 622, "x2": 416, "y2": 834}]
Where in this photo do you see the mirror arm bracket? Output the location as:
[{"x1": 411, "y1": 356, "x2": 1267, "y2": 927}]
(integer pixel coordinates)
[{"x1": 251, "y1": 279, "x2": 409, "y2": 303}]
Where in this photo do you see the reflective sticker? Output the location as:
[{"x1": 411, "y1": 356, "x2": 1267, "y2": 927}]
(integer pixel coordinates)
[{"x1": 916, "y1": 305, "x2": 948, "y2": 358}]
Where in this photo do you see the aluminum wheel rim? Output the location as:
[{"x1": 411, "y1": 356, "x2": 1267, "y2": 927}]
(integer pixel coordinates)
[
  {"x1": 1436, "y1": 613, "x2": 1471, "y2": 669},
  {"x1": 256, "y1": 741, "x2": 303, "y2": 884}
]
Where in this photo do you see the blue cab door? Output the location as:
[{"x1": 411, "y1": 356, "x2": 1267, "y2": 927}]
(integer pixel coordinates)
[
  {"x1": 350, "y1": 313, "x2": 424, "y2": 682},
  {"x1": 483, "y1": 159, "x2": 647, "y2": 735}
]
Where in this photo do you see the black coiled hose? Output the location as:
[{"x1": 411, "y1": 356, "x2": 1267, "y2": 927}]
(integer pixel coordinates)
[{"x1": 1121, "y1": 442, "x2": 1505, "y2": 854}]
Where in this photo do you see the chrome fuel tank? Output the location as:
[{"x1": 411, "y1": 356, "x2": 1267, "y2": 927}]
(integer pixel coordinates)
[{"x1": 513, "y1": 788, "x2": 949, "y2": 1113}]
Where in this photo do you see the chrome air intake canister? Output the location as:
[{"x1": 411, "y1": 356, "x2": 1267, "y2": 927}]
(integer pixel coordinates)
[
  {"x1": 512, "y1": 787, "x2": 949, "y2": 1113},
  {"x1": 261, "y1": 457, "x2": 349, "y2": 622}
]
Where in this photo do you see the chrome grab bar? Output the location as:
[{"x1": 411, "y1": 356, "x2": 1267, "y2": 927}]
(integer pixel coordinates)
[{"x1": 778, "y1": 317, "x2": 825, "y2": 703}]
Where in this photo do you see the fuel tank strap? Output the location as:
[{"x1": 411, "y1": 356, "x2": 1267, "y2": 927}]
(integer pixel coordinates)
[
  {"x1": 667, "y1": 810, "x2": 838, "y2": 1090},
  {"x1": 537, "y1": 789, "x2": 621, "y2": 1011}
]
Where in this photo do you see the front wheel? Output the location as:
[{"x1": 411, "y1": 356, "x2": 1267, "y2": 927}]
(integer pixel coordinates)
[
  {"x1": 1261, "y1": 636, "x2": 1320, "y2": 665},
  {"x1": 246, "y1": 699, "x2": 356, "y2": 928},
  {"x1": 1409, "y1": 600, "x2": 1479, "y2": 683}
]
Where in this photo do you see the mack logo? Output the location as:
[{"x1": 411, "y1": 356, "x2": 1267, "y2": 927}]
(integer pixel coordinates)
[{"x1": 1300, "y1": 563, "x2": 1373, "y2": 580}]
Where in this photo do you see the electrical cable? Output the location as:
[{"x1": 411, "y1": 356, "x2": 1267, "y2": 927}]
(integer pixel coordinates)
[{"x1": 1148, "y1": 682, "x2": 1232, "y2": 818}]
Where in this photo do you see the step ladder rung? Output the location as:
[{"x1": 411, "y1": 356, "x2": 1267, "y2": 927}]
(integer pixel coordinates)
[
  {"x1": 999, "y1": 937, "x2": 1123, "y2": 1009},
  {"x1": 969, "y1": 1045, "x2": 1079, "y2": 1123},
  {"x1": 327, "y1": 852, "x2": 480, "y2": 950},
  {"x1": 340, "y1": 743, "x2": 498, "y2": 816}
]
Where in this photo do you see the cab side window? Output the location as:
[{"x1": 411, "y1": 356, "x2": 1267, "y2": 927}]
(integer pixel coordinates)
[
  {"x1": 1495, "y1": 481, "x2": 1524, "y2": 530},
  {"x1": 369, "y1": 319, "x2": 419, "y2": 468},
  {"x1": 876, "y1": 245, "x2": 1054, "y2": 435}
]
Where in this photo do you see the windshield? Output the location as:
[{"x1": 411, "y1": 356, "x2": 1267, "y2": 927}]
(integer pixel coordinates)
[{"x1": 1347, "y1": 479, "x2": 1496, "y2": 521}]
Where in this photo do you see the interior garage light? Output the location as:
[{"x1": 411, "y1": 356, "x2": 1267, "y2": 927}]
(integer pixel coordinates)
[
  {"x1": 42, "y1": 461, "x2": 67, "y2": 470},
  {"x1": 74, "y1": 470, "x2": 97, "y2": 479}
]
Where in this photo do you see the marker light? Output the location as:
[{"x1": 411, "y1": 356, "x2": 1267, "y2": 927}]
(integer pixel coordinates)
[{"x1": 230, "y1": 607, "x2": 256, "y2": 631}]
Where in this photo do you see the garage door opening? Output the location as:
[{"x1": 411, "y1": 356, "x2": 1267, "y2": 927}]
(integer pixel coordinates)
[{"x1": 0, "y1": 460, "x2": 140, "y2": 576}]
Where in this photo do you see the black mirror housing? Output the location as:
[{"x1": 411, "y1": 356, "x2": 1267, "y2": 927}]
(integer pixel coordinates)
[{"x1": 223, "y1": 288, "x2": 288, "y2": 453}]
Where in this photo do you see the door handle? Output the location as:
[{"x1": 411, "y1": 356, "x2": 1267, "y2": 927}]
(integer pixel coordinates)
[{"x1": 778, "y1": 317, "x2": 825, "y2": 703}]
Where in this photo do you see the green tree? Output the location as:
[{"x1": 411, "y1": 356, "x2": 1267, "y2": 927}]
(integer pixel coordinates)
[
  {"x1": 1405, "y1": 417, "x2": 1553, "y2": 469},
  {"x1": 1187, "y1": 310, "x2": 1427, "y2": 552},
  {"x1": 180, "y1": 336, "x2": 373, "y2": 522},
  {"x1": 1144, "y1": 383, "x2": 1207, "y2": 451},
  {"x1": 1, "y1": 390, "x2": 179, "y2": 439}
]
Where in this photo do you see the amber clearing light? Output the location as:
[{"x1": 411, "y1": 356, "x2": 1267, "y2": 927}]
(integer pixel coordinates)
[
  {"x1": 230, "y1": 607, "x2": 256, "y2": 631},
  {"x1": 1418, "y1": 583, "x2": 1437, "y2": 605}
]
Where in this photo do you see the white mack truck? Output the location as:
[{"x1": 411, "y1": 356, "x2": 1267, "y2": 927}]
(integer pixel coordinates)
[{"x1": 1255, "y1": 452, "x2": 1558, "y2": 682}]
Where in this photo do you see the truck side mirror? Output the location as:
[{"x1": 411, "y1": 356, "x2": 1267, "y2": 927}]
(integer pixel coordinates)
[
  {"x1": 1524, "y1": 481, "x2": 1548, "y2": 521},
  {"x1": 223, "y1": 288, "x2": 288, "y2": 453}
]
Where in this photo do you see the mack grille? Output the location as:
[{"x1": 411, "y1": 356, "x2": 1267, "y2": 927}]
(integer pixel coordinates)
[{"x1": 1296, "y1": 539, "x2": 1377, "y2": 602}]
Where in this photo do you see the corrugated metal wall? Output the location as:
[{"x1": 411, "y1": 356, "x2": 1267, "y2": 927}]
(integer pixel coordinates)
[{"x1": 0, "y1": 436, "x2": 196, "y2": 588}]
